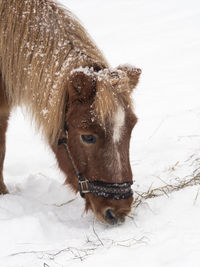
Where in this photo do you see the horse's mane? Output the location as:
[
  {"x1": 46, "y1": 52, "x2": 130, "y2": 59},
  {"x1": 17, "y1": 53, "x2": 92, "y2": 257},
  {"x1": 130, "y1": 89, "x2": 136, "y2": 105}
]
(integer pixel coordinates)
[
  {"x1": 0, "y1": 0, "x2": 132, "y2": 144},
  {"x1": 93, "y1": 69, "x2": 132, "y2": 128}
]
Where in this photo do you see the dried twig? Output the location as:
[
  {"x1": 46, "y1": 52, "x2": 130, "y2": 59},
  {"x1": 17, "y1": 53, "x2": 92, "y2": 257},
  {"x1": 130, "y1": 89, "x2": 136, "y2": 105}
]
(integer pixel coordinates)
[
  {"x1": 115, "y1": 236, "x2": 148, "y2": 247},
  {"x1": 53, "y1": 198, "x2": 77, "y2": 207},
  {"x1": 133, "y1": 170, "x2": 200, "y2": 208},
  {"x1": 193, "y1": 187, "x2": 200, "y2": 205},
  {"x1": 92, "y1": 219, "x2": 104, "y2": 246},
  {"x1": 8, "y1": 246, "x2": 96, "y2": 262}
]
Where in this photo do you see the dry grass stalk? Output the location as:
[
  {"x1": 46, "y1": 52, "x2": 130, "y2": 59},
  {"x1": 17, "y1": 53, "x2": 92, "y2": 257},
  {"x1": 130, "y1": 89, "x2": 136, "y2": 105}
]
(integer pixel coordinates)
[
  {"x1": 133, "y1": 169, "x2": 200, "y2": 208},
  {"x1": 9, "y1": 246, "x2": 96, "y2": 262}
]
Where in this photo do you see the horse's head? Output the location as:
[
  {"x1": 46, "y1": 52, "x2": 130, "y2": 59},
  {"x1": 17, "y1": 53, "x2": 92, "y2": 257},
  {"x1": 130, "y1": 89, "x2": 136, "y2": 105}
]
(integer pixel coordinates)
[{"x1": 57, "y1": 64, "x2": 141, "y2": 224}]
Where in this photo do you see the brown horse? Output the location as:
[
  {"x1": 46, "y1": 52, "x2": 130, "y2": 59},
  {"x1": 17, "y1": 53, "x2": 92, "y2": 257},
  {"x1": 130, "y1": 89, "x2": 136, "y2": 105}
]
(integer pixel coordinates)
[{"x1": 0, "y1": 0, "x2": 141, "y2": 224}]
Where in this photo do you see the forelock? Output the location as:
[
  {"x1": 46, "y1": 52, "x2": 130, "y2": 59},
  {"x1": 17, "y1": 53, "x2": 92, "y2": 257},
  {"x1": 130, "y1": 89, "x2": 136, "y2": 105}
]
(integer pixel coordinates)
[{"x1": 92, "y1": 68, "x2": 132, "y2": 128}]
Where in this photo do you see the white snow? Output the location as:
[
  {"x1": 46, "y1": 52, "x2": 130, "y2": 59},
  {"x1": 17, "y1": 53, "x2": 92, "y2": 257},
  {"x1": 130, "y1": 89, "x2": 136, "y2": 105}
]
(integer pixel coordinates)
[
  {"x1": 1, "y1": 0, "x2": 200, "y2": 266},
  {"x1": 70, "y1": 66, "x2": 93, "y2": 77}
]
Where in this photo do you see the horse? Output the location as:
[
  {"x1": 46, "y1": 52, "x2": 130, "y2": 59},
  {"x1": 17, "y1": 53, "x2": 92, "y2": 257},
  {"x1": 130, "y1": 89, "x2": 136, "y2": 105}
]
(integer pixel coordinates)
[{"x1": 0, "y1": 0, "x2": 141, "y2": 224}]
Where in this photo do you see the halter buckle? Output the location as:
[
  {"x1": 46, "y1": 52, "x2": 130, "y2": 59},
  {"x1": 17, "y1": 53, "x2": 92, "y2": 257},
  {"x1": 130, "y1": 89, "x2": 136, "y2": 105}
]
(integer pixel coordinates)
[{"x1": 78, "y1": 180, "x2": 90, "y2": 197}]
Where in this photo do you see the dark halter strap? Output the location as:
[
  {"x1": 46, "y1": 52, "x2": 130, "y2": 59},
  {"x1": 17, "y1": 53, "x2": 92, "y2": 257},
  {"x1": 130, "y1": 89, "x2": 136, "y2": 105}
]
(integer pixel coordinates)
[{"x1": 58, "y1": 136, "x2": 133, "y2": 200}]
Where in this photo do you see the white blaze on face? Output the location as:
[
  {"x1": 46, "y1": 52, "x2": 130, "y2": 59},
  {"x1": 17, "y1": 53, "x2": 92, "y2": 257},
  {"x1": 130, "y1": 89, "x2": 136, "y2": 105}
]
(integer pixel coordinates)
[
  {"x1": 113, "y1": 106, "x2": 125, "y2": 143},
  {"x1": 112, "y1": 106, "x2": 125, "y2": 179}
]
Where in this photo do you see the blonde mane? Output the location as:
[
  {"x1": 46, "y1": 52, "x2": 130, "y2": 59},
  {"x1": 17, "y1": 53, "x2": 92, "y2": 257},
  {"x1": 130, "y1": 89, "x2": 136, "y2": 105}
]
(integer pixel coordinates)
[
  {"x1": 0, "y1": 0, "x2": 132, "y2": 144},
  {"x1": 93, "y1": 69, "x2": 132, "y2": 127}
]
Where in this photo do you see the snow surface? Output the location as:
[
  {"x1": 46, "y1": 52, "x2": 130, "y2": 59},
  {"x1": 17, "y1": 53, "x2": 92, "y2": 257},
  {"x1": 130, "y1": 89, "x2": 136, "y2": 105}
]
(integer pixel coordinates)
[{"x1": 1, "y1": 0, "x2": 200, "y2": 266}]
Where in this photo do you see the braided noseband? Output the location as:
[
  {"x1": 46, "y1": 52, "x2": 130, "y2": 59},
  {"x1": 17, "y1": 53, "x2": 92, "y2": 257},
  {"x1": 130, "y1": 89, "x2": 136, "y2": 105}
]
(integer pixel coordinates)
[{"x1": 58, "y1": 137, "x2": 133, "y2": 200}]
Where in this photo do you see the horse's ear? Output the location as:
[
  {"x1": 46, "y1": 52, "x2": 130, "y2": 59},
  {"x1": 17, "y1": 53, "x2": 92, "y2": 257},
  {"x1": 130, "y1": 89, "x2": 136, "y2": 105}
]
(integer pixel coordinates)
[
  {"x1": 68, "y1": 71, "x2": 96, "y2": 102},
  {"x1": 117, "y1": 64, "x2": 141, "y2": 91}
]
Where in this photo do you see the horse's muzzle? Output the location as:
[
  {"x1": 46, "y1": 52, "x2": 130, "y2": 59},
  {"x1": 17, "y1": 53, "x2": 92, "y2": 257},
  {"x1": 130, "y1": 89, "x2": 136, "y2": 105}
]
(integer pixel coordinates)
[{"x1": 104, "y1": 209, "x2": 126, "y2": 225}]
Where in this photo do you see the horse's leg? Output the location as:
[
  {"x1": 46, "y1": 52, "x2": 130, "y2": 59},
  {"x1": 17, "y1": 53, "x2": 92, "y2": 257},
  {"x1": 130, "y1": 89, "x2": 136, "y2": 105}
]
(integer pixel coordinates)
[{"x1": 0, "y1": 72, "x2": 10, "y2": 194}]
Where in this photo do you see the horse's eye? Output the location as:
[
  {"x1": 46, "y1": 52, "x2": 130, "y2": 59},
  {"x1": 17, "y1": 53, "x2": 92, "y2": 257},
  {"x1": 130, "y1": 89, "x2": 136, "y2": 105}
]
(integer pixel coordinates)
[{"x1": 81, "y1": 135, "x2": 96, "y2": 144}]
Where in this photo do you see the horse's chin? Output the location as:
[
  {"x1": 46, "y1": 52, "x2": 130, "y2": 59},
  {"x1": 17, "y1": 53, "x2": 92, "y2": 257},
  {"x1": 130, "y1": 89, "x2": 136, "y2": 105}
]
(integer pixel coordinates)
[{"x1": 85, "y1": 193, "x2": 133, "y2": 225}]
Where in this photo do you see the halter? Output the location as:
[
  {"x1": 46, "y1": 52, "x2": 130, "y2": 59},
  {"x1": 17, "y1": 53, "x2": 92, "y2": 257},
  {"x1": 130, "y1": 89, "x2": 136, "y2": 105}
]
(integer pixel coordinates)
[{"x1": 58, "y1": 135, "x2": 133, "y2": 200}]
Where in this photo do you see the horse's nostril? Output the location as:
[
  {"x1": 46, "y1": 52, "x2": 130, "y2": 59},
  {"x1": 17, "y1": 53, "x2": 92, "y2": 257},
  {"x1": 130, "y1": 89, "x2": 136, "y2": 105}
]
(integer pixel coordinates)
[
  {"x1": 119, "y1": 214, "x2": 125, "y2": 223},
  {"x1": 104, "y1": 209, "x2": 118, "y2": 225}
]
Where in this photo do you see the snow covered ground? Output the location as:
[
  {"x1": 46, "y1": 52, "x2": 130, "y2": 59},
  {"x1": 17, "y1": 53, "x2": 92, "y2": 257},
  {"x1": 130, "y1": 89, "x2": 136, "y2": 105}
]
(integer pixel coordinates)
[{"x1": 1, "y1": 0, "x2": 200, "y2": 266}]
